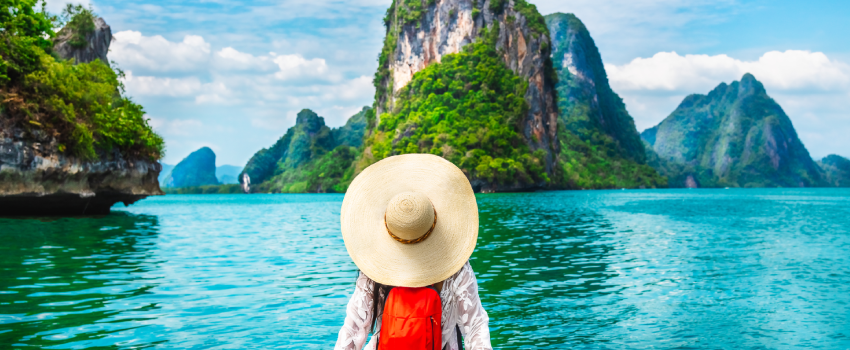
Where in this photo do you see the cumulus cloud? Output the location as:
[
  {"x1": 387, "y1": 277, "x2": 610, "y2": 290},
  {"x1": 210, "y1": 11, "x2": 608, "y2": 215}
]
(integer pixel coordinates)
[
  {"x1": 606, "y1": 50, "x2": 850, "y2": 93},
  {"x1": 148, "y1": 117, "x2": 204, "y2": 137},
  {"x1": 213, "y1": 47, "x2": 277, "y2": 72},
  {"x1": 112, "y1": 31, "x2": 211, "y2": 73},
  {"x1": 109, "y1": 29, "x2": 376, "y2": 164},
  {"x1": 122, "y1": 72, "x2": 202, "y2": 97},
  {"x1": 272, "y1": 54, "x2": 334, "y2": 81}
]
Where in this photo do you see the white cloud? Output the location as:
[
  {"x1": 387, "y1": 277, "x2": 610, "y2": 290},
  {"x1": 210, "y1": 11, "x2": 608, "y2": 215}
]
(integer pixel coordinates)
[
  {"x1": 195, "y1": 82, "x2": 233, "y2": 105},
  {"x1": 121, "y1": 71, "x2": 202, "y2": 97},
  {"x1": 111, "y1": 31, "x2": 211, "y2": 73},
  {"x1": 272, "y1": 54, "x2": 332, "y2": 81},
  {"x1": 213, "y1": 47, "x2": 277, "y2": 72},
  {"x1": 323, "y1": 75, "x2": 374, "y2": 101},
  {"x1": 606, "y1": 50, "x2": 850, "y2": 93},
  {"x1": 148, "y1": 117, "x2": 204, "y2": 136}
]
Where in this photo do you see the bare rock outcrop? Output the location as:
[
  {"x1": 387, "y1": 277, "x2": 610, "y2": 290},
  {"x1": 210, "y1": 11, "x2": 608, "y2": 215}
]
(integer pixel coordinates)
[
  {"x1": 375, "y1": 0, "x2": 560, "y2": 182},
  {"x1": 53, "y1": 17, "x2": 112, "y2": 65},
  {"x1": 0, "y1": 124, "x2": 162, "y2": 216}
]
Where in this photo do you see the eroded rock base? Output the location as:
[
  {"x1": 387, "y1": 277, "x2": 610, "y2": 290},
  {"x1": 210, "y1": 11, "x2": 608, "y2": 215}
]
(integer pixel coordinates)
[{"x1": 0, "y1": 193, "x2": 147, "y2": 216}]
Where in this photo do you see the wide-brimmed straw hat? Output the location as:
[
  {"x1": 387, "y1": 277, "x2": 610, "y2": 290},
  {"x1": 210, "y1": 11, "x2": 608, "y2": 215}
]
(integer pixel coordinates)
[{"x1": 340, "y1": 154, "x2": 479, "y2": 287}]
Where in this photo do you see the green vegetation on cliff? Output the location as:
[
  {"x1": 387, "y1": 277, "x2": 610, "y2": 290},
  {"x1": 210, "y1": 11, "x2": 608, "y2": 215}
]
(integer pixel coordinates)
[
  {"x1": 545, "y1": 13, "x2": 664, "y2": 189},
  {"x1": 0, "y1": 1, "x2": 163, "y2": 161},
  {"x1": 240, "y1": 108, "x2": 370, "y2": 193},
  {"x1": 366, "y1": 25, "x2": 549, "y2": 189},
  {"x1": 818, "y1": 155, "x2": 850, "y2": 187},
  {"x1": 59, "y1": 4, "x2": 95, "y2": 48},
  {"x1": 642, "y1": 74, "x2": 824, "y2": 188}
]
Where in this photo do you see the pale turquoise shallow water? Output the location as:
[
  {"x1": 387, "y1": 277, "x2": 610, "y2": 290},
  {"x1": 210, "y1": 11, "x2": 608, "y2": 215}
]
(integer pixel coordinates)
[{"x1": 1, "y1": 189, "x2": 849, "y2": 349}]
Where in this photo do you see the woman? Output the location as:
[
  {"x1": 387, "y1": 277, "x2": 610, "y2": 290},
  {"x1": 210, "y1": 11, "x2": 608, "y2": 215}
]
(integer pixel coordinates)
[{"x1": 334, "y1": 154, "x2": 493, "y2": 350}]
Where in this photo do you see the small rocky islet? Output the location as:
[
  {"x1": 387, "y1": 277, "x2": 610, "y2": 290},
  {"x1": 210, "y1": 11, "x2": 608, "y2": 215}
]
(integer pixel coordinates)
[
  {"x1": 0, "y1": 6, "x2": 163, "y2": 216},
  {"x1": 1, "y1": 1, "x2": 849, "y2": 216}
]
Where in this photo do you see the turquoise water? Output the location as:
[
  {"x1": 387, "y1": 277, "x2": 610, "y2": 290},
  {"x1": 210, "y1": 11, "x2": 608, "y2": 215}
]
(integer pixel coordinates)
[{"x1": 1, "y1": 189, "x2": 849, "y2": 349}]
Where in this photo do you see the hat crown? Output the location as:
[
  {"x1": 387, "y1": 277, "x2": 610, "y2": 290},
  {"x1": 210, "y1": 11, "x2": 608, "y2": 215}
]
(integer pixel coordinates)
[{"x1": 385, "y1": 192, "x2": 435, "y2": 241}]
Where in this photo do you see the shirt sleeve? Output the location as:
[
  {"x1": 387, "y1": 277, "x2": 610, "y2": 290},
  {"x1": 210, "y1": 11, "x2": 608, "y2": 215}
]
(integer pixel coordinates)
[
  {"x1": 448, "y1": 262, "x2": 493, "y2": 350},
  {"x1": 334, "y1": 271, "x2": 375, "y2": 350}
]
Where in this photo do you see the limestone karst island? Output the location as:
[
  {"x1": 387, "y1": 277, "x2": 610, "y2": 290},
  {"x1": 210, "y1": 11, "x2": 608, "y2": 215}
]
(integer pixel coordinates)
[
  {"x1": 1, "y1": 1, "x2": 850, "y2": 349},
  {"x1": 2, "y1": 1, "x2": 849, "y2": 215}
]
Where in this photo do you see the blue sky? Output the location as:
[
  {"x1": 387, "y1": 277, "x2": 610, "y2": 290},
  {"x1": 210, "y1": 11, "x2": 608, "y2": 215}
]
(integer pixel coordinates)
[{"x1": 45, "y1": 0, "x2": 850, "y2": 166}]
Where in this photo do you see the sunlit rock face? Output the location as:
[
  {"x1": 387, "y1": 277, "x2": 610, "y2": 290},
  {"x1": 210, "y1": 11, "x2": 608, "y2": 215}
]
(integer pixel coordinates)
[{"x1": 376, "y1": 0, "x2": 560, "y2": 177}]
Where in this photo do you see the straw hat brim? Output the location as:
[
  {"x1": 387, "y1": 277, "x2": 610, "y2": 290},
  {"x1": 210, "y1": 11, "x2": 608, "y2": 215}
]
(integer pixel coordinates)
[{"x1": 340, "y1": 154, "x2": 479, "y2": 287}]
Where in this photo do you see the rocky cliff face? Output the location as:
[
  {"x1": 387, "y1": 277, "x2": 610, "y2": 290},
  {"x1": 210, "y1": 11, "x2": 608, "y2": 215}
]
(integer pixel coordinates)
[
  {"x1": 53, "y1": 17, "x2": 112, "y2": 65},
  {"x1": 544, "y1": 13, "x2": 664, "y2": 189},
  {"x1": 642, "y1": 74, "x2": 825, "y2": 188},
  {"x1": 819, "y1": 154, "x2": 850, "y2": 187},
  {"x1": 0, "y1": 16, "x2": 161, "y2": 216},
  {"x1": 374, "y1": 0, "x2": 559, "y2": 175},
  {"x1": 163, "y1": 147, "x2": 220, "y2": 188},
  {"x1": 0, "y1": 124, "x2": 161, "y2": 215},
  {"x1": 546, "y1": 13, "x2": 645, "y2": 163}
]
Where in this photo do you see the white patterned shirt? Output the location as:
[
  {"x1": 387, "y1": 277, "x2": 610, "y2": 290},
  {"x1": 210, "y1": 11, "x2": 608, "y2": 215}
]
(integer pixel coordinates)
[{"x1": 334, "y1": 262, "x2": 493, "y2": 350}]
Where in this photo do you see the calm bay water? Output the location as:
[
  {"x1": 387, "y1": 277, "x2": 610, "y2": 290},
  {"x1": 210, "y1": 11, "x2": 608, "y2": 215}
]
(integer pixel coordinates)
[{"x1": 1, "y1": 189, "x2": 849, "y2": 349}]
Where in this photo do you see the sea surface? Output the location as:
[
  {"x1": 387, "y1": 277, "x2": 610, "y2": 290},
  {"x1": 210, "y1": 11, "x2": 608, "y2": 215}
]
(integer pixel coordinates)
[{"x1": 1, "y1": 189, "x2": 849, "y2": 349}]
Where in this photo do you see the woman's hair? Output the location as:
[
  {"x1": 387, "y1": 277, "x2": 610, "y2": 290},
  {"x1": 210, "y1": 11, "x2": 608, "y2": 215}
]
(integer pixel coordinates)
[{"x1": 358, "y1": 271, "x2": 394, "y2": 333}]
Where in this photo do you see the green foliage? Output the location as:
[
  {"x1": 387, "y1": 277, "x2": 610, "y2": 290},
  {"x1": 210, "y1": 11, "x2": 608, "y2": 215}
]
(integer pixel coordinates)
[
  {"x1": 0, "y1": 0, "x2": 55, "y2": 85},
  {"x1": 489, "y1": 0, "x2": 506, "y2": 13},
  {"x1": 556, "y1": 129, "x2": 666, "y2": 189},
  {"x1": 60, "y1": 4, "x2": 95, "y2": 48},
  {"x1": 331, "y1": 106, "x2": 370, "y2": 148},
  {"x1": 819, "y1": 154, "x2": 850, "y2": 187},
  {"x1": 514, "y1": 0, "x2": 548, "y2": 37},
  {"x1": 162, "y1": 184, "x2": 243, "y2": 195},
  {"x1": 0, "y1": 1, "x2": 163, "y2": 161},
  {"x1": 20, "y1": 57, "x2": 163, "y2": 160},
  {"x1": 364, "y1": 26, "x2": 549, "y2": 188},
  {"x1": 401, "y1": 0, "x2": 425, "y2": 25},
  {"x1": 241, "y1": 108, "x2": 372, "y2": 193},
  {"x1": 256, "y1": 146, "x2": 359, "y2": 193}
]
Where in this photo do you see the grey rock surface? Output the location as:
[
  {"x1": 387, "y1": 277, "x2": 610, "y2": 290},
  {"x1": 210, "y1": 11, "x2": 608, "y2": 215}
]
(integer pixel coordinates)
[
  {"x1": 0, "y1": 124, "x2": 163, "y2": 216},
  {"x1": 375, "y1": 0, "x2": 559, "y2": 180},
  {"x1": 53, "y1": 17, "x2": 112, "y2": 65}
]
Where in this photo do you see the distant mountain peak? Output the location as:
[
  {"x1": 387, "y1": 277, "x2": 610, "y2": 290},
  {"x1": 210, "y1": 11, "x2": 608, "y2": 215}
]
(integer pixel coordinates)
[
  {"x1": 642, "y1": 74, "x2": 824, "y2": 188},
  {"x1": 819, "y1": 154, "x2": 850, "y2": 187},
  {"x1": 163, "y1": 147, "x2": 220, "y2": 188},
  {"x1": 738, "y1": 73, "x2": 766, "y2": 95}
]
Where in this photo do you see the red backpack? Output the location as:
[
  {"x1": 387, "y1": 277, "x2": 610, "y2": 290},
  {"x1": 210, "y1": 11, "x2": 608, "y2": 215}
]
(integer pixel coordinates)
[{"x1": 378, "y1": 286, "x2": 442, "y2": 349}]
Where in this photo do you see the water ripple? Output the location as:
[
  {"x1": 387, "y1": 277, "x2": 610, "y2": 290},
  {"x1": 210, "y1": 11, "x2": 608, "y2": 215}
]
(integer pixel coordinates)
[{"x1": 0, "y1": 189, "x2": 849, "y2": 349}]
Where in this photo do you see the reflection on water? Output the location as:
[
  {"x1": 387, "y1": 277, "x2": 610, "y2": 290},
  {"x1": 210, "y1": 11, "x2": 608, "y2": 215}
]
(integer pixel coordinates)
[
  {"x1": 1, "y1": 189, "x2": 849, "y2": 349},
  {"x1": 0, "y1": 213, "x2": 163, "y2": 348}
]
